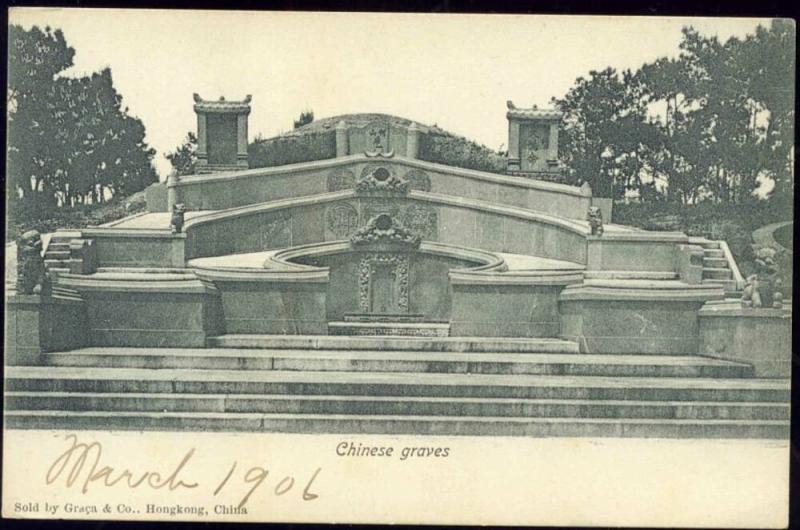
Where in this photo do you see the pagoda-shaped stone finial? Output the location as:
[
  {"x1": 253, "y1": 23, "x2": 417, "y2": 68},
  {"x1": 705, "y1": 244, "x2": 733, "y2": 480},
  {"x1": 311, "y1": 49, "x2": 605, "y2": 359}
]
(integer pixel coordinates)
[
  {"x1": 506, "y1": 100, "x2": 561, "y2": 174},
  {"x1": 193, "y1": 93, "x2": 252, "y2": 174}
]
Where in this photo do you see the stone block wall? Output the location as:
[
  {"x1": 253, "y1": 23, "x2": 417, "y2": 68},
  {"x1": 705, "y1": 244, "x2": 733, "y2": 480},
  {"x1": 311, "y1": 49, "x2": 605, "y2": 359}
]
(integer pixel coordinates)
[
  {"x1": 699, "y1": 304, "x2": 791, "y2": 377},
  {"x1": 87, "y1": 231, "x2": 185, "y2": 268},
  {"x1": 451, "y1": 284, "x2": 562, "y2": 337},
  {"x1": 560, "y1": 297, "x2": 706, "y2": 354},
  {"x1": 215, "y1": 281, "x2": 327, "y2": 335},
  {"x1": 82, "y1": 290, "x2": 222, "y2": 347}
]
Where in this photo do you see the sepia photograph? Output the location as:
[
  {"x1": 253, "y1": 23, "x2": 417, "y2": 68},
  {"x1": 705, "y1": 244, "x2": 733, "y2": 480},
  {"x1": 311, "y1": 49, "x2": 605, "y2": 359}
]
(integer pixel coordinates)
[{"x1": 3, "y1": 7, "x2": 794, "y2": 526}]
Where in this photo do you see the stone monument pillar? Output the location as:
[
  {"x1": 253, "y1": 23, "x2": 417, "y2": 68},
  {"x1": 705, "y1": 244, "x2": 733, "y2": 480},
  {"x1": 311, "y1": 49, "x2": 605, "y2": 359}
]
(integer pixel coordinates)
[
  {"x1": 335, "y1": 120, "x2": 349, "y2": 157},
  {"x1": 193, "y1": 93, "x2": 252, "y2": 174},
  {"x1": 406, "y1": 122, "x2": 420, "y2": 159},
  {"x1": 505, "y1": 101, "x2": 562, "y2": 176}
]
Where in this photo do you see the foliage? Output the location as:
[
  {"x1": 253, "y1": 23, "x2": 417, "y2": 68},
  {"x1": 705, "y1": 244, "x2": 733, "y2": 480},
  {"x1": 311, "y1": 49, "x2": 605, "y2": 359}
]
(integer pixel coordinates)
[
  {"x1": 613, "y1": 198, "x2": 793, "y2": 281},
  {"x1": 8, "y1": 24, "x2": 158, "y2": 219},
  {"x1": 6, "y1": 191, "x2": 148, "y2": 242},
  {"x1": 165, "y1": 131, "x2": 198, "y2": 176},
  {"x1": 293, "y1": 109, "x2": 314, "y2": 129},
  {"x1": 553, "y1": 68, "x2": 656, "y2": 198},
  {"x1": 248, "y1": 131, "x2": 336, "y2": 168},
  {"x1": 419, "y1": 133, "x2": 507, "y2": 173},
  {"x1": 554, "y1": 20, "x2": 795, "y2": 209}
]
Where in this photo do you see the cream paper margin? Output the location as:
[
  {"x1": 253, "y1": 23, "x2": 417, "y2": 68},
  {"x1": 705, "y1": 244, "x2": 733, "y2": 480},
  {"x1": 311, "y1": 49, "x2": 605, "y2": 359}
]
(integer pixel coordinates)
[
  {"x1": 4, "y1": 8, "x2": 790, "y2": 527},
  {"x1": 2, "y1": 430, "x2": 789, "y2": 526}
]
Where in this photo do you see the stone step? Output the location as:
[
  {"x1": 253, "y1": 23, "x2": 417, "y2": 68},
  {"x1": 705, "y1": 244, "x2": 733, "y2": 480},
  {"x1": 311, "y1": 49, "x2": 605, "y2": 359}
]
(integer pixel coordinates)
[
  {"x1": 4, "y1": 410, "x2": 788, "y2": 438},
  {"x1": 703, "y1": 267, "x2": 732, "y2": 280},
  {"x1": 703, "y1": 249, "x2": 725, "y2": 259},
  {"x1": 703, "y1": 257, "x2": 729, "y2": 268},
  {"x1": 702, "y1": 279, "x2": 738, "y2": 292},
  {"x1": 45, "y1": 250, "x2": 71, "y2": 259},
  {"x1": 42, "y1": 348, "x2": 755, "y2": 378},
  {"x1": 208, "y1": 334, "x2": 580, "y2": 353},
  {"x1": 6, "y1": 366, "x2": 789, "y2": 403},
  {"x1": 45, "y1": 242, "x2": 72, "y2": 252},
  {"x1": 44, "y1": 258, "x2": 70, "y2": 268},
  {"x1": 695, "y1": 240, "x2": 721, "y2": 249},
  {"x1": 328, "y1": 321, "x2": 451, "y2": 337},
  {"x1": 7, "y1": 392, "x2": 788, "y2": 421}
]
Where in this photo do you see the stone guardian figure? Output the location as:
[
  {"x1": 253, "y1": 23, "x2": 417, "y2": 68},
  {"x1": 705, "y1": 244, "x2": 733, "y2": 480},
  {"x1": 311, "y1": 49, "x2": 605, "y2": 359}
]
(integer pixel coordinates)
[
  {"x1": 170, "y1": 203, "x2": 186, "y2": 234},
  {"x1": 16, "y1": 230, "x2": 47, "y2": 294},
  {"x1": 587, "y1": 206, "x2": 604, "y2": 236}
]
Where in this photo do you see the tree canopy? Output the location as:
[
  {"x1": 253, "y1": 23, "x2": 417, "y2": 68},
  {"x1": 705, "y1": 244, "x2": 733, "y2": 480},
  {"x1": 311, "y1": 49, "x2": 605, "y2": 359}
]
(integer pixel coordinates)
[
  {"x1": 554, "y1": 19, "x2": 795, "y2": 208},
  {"x1": 8, "y1": 24, "x2": 158, "y2": 218}
]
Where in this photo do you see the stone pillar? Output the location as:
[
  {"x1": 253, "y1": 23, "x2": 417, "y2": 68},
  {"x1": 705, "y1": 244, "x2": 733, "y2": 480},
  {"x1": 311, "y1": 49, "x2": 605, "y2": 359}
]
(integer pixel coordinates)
[
  {"x1": 5, "y1": 293, "x2": 86, "y2": 365},
  {"x1": 406, "y1": 123, "x2": 420, "y2": 159},
  {"x1": 548, "y1": 122, "x2": 559, "y2": 162},
  {"x1": 196, "y1": 113, "x2": 208, "y2": 169},
  {"x1": 335, "y1": 120, "x2": 349, "y2": 157},
  {"x1": 166, "y1": 173, "x2": 180, "y2": 211},
  {"x1": 507, "y1": 120, "x2": 521, "y2": 171},
  {"x1": 237, "y1": 113, "x2": 249, "y2": 167}
]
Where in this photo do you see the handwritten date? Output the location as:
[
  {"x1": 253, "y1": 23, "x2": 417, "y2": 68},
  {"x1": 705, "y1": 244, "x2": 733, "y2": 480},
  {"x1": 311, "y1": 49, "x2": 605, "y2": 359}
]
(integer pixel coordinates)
[{"x1": 45, "y1": 434, "x2": 321, "y2": 509}]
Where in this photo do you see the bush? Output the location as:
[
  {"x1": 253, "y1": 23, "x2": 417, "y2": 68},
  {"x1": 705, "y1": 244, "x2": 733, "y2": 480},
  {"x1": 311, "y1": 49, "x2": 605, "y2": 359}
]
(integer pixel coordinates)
[
  {"x1": 419, "y1": 133, "x2": 506, "y2": 174},
  {"x1": 6, "y1": 192, "x2": 147, "y2": 242},
  {"x1": 248, "y1": 131, "x2": 336, "y2": 168},
  {"x1": 612, "y1": 200, "x2": 784, "y2": 274}
]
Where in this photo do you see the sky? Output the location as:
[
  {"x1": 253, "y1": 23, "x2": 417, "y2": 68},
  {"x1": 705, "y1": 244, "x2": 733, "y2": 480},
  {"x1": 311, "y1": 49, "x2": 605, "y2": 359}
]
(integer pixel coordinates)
[{"x1": 9, "y1": 9, "x2": 773, "y2": 179}]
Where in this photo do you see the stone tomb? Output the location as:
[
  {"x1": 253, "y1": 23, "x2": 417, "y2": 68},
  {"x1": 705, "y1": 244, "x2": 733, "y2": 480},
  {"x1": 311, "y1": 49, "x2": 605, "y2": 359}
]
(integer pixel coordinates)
[{"x1": 4, "y1": 98, "x2": 790, "y2": 438}]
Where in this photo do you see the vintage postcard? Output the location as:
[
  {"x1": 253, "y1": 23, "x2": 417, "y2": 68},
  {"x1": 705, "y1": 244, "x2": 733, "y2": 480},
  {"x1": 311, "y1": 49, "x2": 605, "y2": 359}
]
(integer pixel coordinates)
[{"x1": 3, "y1": 8, "x2": 793, "y2": 526}]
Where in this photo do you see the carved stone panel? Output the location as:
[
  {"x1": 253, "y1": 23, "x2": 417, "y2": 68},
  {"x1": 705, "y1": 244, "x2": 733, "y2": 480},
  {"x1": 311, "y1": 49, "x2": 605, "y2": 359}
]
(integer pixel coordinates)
[
  {"x1": 325, "y1": 203, "x2": 359, "y2": 238},
  {"x1": 262, "y1": 211, "x2": 291, "y2": 248},
  {"x1": 358, "y1": 253, "x2": 410, "y2": 313},
  {"x1": 401, "y1": 204, "x2": 438, "y2": 240},
  {"x1": 360, "y1": 163, "x2": 395, "y2": 180},
  {"x1": 405, "y1": 169, "x2": 431, "y2": 192},
  {"x1": 327, "y1": 168, "x2": 356, "y2": 191}
]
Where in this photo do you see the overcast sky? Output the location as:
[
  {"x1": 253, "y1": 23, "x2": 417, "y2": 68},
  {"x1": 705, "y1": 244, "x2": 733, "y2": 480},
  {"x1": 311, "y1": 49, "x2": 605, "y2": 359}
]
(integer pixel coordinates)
[{"x1": 10, "y1": 9, "x2": 771, "y2": 179}]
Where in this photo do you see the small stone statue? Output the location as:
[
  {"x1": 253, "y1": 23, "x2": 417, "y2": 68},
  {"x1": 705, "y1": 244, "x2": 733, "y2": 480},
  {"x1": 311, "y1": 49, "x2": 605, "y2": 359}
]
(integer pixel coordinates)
[
  {"x1": 741, "y1": 247, "x2": 783, "y2": 309},
  {"x1": 170, "y1": 203, "x2": 186, "y2": 234},
  {"x1": 16, "y1": 230, "x2": 47, "y2": 294},
  {"x1": 741, "y1": 274, "x2": 763, "y2": 308},
  {"x1": 587, "y1": 206, "x2": 604, "y2": 236}
]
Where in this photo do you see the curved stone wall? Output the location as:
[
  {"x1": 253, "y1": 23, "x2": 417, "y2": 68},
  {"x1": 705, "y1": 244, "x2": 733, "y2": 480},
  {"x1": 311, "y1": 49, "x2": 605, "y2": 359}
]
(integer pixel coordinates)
[
  {"x1": 183, "y1": 193, "x2": 588, "y2": 264},
  {"x1": 171, "y1": 155, "x2": 592, "y2": 221}
]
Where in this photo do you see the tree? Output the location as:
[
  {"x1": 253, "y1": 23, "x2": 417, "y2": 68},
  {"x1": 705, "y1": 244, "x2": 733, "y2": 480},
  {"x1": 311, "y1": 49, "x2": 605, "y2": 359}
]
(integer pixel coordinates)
[
  {"x1": 736, "y1": 20, "x2": 795, "y2": 211},
  {"x1": 553, "y1": 68, "x2": 655, "y2": 199},
  {"x1": 7, "y1": 24, "x2": 75, "y2": 213},
  {"x1": 293, "y1": 109, "x2": 314, "y2": 129},
  {"x1": 557, "y1": 21, "x2": 795, "y2": 210},
  {"x1": 8, "y1": 24, "x2": 158, "y2": 216},
  {"x1": 165, "y1": 132, "x2": 199, "y2": 176}
]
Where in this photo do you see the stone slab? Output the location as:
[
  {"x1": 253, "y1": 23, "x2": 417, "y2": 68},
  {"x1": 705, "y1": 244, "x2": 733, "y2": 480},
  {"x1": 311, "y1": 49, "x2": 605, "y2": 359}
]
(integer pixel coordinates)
[
  {"x1": 207, "y1": 334, "x2": 580, "y2": 353},
  {"x1": 4, "y1": 410, "x2": 788, "y2": 438},
  {"x1": 42, "y1": 348, "x2": 755, "y2": 378}
]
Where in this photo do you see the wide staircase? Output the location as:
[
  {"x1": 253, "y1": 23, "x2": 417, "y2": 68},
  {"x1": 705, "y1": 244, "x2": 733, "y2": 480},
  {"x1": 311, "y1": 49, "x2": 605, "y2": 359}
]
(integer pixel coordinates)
[{"x1": 4, "y1": 335, "x2": 789, "y2": 438}]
